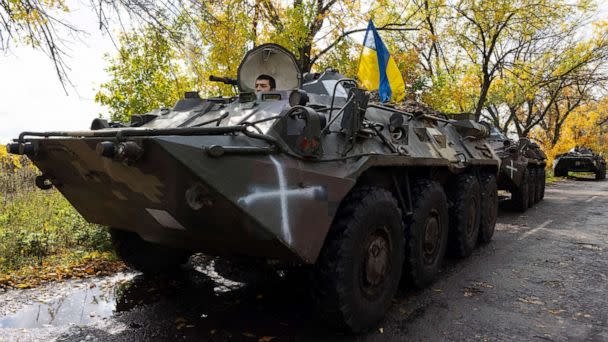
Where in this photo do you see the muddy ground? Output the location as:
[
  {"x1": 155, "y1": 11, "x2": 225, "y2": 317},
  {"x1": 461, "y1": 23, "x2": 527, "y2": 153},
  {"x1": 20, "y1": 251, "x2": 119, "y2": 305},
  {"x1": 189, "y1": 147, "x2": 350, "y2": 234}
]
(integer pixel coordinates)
[{"x1": 1, "y1": 177, "x2": 607, "y2": 341}]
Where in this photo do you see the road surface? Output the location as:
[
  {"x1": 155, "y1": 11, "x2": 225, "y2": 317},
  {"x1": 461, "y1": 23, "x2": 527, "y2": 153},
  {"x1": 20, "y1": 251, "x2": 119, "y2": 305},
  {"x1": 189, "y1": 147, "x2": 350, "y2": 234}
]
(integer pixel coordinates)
[{"x1": 1, "y1": 177, "x2": 607, "y2": 341}]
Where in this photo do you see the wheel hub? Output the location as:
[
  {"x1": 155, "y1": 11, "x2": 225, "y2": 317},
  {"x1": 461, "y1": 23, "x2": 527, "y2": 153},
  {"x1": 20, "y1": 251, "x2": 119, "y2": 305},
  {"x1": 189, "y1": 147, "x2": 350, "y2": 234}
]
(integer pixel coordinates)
[
  {"x1": 423, "y1": 213, "x2": 441, "y2": 265},
  {"x1": 365, "y1": 235, "x2": 389, "y2": 287},
  {"x1": 466, "y1": 200, "x2": 476, "y2": 238}
]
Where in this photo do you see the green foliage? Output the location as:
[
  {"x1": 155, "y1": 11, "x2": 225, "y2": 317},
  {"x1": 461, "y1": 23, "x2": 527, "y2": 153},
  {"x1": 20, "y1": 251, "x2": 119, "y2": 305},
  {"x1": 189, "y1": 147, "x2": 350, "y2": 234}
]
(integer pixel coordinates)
[
  {"x1": 0, "y1": 150, "x2": 112, "y2": 274},
  {"x1": 93, "y1": 0, "x2": 608, "y2": 153},
  {"x1": 95, "y1": 27, "x2": 196, "y2": 122}
]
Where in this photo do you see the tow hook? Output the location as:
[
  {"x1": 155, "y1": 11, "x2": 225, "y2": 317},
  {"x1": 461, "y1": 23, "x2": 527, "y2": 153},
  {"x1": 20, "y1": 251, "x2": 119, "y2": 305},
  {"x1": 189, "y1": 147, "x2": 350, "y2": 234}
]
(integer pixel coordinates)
[{"x1": 35, "y1": 174, "x2": 54, "y2": 190}]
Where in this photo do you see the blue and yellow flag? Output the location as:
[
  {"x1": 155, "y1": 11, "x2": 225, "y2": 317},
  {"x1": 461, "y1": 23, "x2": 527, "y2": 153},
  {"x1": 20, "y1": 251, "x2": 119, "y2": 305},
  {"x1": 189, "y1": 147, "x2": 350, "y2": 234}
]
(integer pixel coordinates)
[{"x1": 357, "y1": 20, "x2": 405, "y2": 103}]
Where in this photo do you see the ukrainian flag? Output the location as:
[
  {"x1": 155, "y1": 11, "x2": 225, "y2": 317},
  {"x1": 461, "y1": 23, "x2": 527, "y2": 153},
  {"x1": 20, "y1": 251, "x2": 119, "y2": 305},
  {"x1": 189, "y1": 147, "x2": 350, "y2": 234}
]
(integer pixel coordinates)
[{"x1": 358, "y1": 20, "x2": 405, "y2": 103}]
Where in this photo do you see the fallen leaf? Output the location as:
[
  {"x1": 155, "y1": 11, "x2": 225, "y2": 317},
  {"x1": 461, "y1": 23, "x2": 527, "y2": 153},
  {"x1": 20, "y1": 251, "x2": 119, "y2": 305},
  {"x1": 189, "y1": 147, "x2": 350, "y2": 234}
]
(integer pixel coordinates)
[
  {"x1": 548, "y1": 309, "x2": 565, "y2": 315},
  {"x1": 243, "y1": 332, "x2": 256, "y2": 338},
  {"x1": 378, "y1": 327, "x2": 384, "y2": 334},
  {"x1": 258, "y1": 336, "x2": 275, "y2": 342},
  {"x1": 518, "y1": 297, "x2": 544, "y2": 305}
]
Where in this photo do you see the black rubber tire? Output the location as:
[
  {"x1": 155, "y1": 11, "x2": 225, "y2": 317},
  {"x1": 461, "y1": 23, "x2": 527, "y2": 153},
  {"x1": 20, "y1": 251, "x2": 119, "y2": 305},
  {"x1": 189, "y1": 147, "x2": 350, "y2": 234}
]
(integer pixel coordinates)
[
  {"x1": 478, "y1": 173, "x2": 498, "y2": 244},
  {"x1": 447, "y1": 173, "x2": 481, "y2": 258},
  {"x1": 511, "y1": 168, "x2": 529, "y2": 212},
  {"x1": 110, "y1": 229, "x2": 191, "y2": 274},
  {"x1": 527, "y1": 167, "x2": 536, "y2": 208},
  {"x1": 403, "y1": 179, "x2": 449, "y2": 289},
  {"x1": 312, "y1": 187, "x2": 405, "y2": 333},
  {"x1": 538, "y1": 168, "x2": 546, "y2": 200},
  {"x1": 554, "y1": 167, "x2": 567, "y2": 177},
  {"x1": 596, "y1": 165, "x2": 606, "y2": 180}
]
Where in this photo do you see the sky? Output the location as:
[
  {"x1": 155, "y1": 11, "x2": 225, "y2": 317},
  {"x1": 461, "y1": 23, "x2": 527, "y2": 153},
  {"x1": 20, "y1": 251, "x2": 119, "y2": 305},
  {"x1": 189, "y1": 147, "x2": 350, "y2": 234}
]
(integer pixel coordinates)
[
  {"x1": 0, "y1": 1, "x2": 116, "y2": 143},
  {"x1": 1, "y1": 1, "x2": 607, "y2": 144}
]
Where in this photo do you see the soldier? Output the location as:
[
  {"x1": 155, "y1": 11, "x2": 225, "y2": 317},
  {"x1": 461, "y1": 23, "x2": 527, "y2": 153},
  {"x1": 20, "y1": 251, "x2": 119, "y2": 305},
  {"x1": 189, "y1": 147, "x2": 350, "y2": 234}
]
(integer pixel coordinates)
[{"x1": 255, "y1": 74, "x2": 276, "y2": 92}]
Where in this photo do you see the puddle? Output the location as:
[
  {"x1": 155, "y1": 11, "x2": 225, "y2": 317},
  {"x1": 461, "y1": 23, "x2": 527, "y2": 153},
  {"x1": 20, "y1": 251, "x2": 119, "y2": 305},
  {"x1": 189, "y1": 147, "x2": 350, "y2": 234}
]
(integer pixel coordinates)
[
  {"x1": 0, "y1": 272, "x2": 136, "y2": 329},
  {"x1": 0, "y1": 257, "x2": 248, "y2": 329}
]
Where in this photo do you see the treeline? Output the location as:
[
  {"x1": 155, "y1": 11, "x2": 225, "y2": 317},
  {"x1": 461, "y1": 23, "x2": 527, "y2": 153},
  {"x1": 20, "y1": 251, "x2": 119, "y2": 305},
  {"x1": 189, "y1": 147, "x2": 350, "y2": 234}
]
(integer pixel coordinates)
[{"x1": 91, "y1": 0, "x2": 608, "y2": 164}]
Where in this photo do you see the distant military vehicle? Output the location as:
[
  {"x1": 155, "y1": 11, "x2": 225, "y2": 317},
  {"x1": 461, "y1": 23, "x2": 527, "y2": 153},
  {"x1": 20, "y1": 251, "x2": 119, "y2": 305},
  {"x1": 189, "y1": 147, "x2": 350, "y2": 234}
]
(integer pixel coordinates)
[
  {"x1": 554, "y1": 147, "x2": 606, "y2": 180},
  {"x1": 7, "y1": 44, "x2": 500, "y2": 332},
  {"x1": 487, "y1": 128, "x2": 547, "y2": 211}
]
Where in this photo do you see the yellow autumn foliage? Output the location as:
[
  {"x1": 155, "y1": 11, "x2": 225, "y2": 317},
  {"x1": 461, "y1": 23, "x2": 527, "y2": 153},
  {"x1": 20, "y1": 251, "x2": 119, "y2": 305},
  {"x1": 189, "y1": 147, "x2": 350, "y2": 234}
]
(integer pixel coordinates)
[
  {"x1": 534, "y1": 97, "x2": 608, "y2": 168},
  {"x1": 0, "y1": 144, "x2": 24, "y2": 171}
]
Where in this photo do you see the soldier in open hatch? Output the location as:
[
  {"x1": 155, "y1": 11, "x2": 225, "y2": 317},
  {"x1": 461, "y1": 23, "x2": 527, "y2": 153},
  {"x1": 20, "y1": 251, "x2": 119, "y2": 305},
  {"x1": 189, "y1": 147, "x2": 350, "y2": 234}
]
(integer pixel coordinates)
[
  {"x1": 255, "y1": 74, "x2": 276, "y2": 92},
  {"x1": 8, "y1": 44, "x2": 500, "y2": 333}
]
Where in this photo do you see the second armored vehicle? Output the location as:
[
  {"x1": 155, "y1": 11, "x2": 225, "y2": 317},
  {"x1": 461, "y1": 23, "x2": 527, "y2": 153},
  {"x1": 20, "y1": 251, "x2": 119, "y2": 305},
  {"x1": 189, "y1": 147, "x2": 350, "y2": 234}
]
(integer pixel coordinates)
[
  {"x1": 487, "y1": 128, "x2": 547, "y2": 211},
  {"x1": 554, "y1": 147, "x2": 606, "y2": 180},
  {"x1": 7, "y1": 44, "x2": 500, "y2": 332}
]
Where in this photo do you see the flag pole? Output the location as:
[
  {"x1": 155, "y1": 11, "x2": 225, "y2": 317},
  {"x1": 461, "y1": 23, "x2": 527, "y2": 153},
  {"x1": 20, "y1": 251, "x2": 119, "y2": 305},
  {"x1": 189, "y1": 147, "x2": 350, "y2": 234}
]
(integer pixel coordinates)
[{"x1": 357, "y1": 20, "x2": 373, "y2": 85}]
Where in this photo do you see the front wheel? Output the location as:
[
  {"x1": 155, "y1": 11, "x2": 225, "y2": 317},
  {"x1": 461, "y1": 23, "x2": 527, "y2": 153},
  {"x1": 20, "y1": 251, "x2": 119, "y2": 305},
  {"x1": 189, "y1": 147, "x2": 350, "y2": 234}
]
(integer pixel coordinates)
[
  {"x1": 536, "y1": 168, "x2": 546, "y2": 202},
  {"x1": 528, "y1": 168, "x2": 537, "y2": 207},
  {"x1": 596, "y1": 165, "x2": 606, "y2": 180},
  {"x1": 312, "y1": 187, "x2": 405, "y2": 332},
  {"x1": 511, "y1": 168, "x2": 529, "y2": 212},
  {"x1": 554, "y1": 167, "x2": 567, "y2": 177},
  {"x1": 110, "y1": 229, "x2": 191, "y2": 274}
]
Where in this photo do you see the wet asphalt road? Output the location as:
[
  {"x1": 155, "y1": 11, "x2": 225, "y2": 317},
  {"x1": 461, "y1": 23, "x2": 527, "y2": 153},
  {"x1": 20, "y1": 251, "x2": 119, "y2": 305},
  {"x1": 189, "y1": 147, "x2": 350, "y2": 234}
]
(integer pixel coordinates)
[{"x1": 1, "y1": 177, "x2": 607, "y2": 341}]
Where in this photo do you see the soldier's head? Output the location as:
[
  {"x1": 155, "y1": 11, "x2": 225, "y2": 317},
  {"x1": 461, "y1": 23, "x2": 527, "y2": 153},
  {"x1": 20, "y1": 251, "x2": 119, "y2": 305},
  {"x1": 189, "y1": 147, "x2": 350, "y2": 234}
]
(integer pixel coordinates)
[{"x1": 255, "y1": 74, "x2": 276, "y2": 93}]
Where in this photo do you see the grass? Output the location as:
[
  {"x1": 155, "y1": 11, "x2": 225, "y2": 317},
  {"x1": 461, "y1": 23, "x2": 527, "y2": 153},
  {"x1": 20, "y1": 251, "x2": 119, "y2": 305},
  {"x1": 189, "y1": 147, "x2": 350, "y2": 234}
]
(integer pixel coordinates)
[
  {"x1": 545, "y1": 168, "x2": 598, "y2": 182},
  {"x1": 0, "y1": 148, "x2": 119, "y2": 288}
]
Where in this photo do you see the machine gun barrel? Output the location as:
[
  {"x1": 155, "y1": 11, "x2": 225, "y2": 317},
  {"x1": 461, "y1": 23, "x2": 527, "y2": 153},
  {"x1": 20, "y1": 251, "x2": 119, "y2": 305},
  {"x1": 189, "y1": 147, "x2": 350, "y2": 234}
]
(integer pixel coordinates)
[{"x1": 209, "y1": 75, "x2": 238, "y2": 85}]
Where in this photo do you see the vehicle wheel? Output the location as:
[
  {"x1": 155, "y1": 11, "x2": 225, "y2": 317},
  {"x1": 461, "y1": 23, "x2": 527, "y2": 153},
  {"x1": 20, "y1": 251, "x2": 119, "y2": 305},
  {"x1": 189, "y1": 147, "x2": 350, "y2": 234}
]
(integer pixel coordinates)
[
  {"x1": 511, "y1": 168, "x2": 529, "y2": 212},
  {"x1": 478, "y1": 173, "x2": 498, "y2": 244},
  {"x1": 528, "y1": 168, "x2": 536, "y2": 208},
  {"x1": 447, "y1": 173, "x2": 481, "y2": 258},
  {"x1": 554, "y1": 167, "x2": 567, "y2": 177},
  {"x1": 596, "y1": 165, "x2": 606, "y2": 180},
  {"x1": 538, "y1": 168, "x2": 546, "y2": 200},
  {"x1": 312, "y1": 187, "x2": 405, "y2": 332},
  {"x1": 110, "y1": 229, "x2": 191, "y2": 274},
  {"x1": 403, "y1": 179, "x2": 449, "y2": 289}
]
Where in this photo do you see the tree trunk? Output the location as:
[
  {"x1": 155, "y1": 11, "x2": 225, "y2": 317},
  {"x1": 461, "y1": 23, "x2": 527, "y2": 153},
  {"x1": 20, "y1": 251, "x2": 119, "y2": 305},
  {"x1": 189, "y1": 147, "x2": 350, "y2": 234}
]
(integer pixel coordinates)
[{"x1": 474, "y1": 74, "x2": 491, "y2": 120}]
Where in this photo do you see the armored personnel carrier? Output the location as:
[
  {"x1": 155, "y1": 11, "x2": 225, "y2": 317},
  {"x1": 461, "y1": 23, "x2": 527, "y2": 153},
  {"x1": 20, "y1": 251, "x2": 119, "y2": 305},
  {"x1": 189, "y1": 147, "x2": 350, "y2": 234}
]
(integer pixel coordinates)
[
  {"x1": 487, "y1": 128, "x2": 547, "y2": 211},
  {"x1": 554, "y1": 147, "x2": 606, "y2": 180},
  {"x1": 7, "y1": 44, "x2": 499, "y2": 332}
]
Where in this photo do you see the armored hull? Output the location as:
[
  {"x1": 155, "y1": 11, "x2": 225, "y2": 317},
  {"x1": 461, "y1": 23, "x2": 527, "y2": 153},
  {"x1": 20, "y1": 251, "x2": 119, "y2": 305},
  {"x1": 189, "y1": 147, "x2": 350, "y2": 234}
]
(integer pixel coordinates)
[
  {"x1": 554, "y1": 148, "x2": 606, "y2": 180},
  {"x1": 487, "y1": 129, "x2": 547, "y2": 211},
  {"x1": 9, "y1": 44, "x2": 500, "y2": 332}
]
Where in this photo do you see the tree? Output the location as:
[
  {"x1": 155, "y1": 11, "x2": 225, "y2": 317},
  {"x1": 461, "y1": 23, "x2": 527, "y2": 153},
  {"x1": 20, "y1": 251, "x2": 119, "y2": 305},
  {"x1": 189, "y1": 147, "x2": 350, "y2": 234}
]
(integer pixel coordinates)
[
  {"x1": 446, "y1": 0, "x2": 583, "y2": 119},
  {"x1": 96, "y1": 0, "x2": 422, "y2": 119},
  {"x1": 95, "y1": 27, "x2": 195, "y2": 122},
  {"x1": 535, "y1": 95, "x2": 608, "y2": 165},
  {"x1": 1, "y1": 0, "x2": 76, "y2": 88}
]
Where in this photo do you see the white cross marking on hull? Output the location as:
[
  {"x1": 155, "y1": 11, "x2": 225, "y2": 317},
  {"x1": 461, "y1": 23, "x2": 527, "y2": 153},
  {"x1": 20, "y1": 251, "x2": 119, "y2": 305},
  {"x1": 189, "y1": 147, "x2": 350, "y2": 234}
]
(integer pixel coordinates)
[{"x1": 506, "y1": 160, "x2": 518, "y2": 178}]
